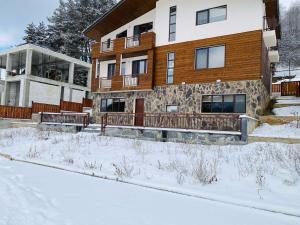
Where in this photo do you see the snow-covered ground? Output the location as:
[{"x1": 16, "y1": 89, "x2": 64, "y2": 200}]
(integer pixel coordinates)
[
  {"x1": 1, "y1": 158, "x2": 299, "y2": 225},
  {"x1": 0, "y1": 128, "x2": 300, "y2": 216},
  {"x1": 273, "y1": 106, "x2": 300, "y2": 116},
  {"x1": 251, "y1": 122, "x2": 300, "y2": 139},
  {"x1": 276, "y1": 97, "x2": 300, "y2": 105}
]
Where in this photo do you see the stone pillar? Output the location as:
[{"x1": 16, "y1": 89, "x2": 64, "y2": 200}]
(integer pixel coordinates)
[
  {"x1": 69, "y1": 63, "x2": 75, "y2": 84},
  {"x1": 25, "y1": 49, "x2": 33, "y2": 76}
]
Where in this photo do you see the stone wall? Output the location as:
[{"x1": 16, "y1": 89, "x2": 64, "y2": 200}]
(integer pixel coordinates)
[{"x1": 93, "y1": 79, "x2": 270, "y2": 123}]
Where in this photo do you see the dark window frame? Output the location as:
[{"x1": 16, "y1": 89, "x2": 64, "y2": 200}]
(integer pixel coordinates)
[
  {"x1": 132, "y1": 59, "x2": 148, "y2": 75},
  {"x1": 166, "y1": 52, "x2": 175, "y2": 85},
  {"x1": 101, "y1": 98, "x2": 125, "y2": 112},
  {"x1": 195, "y1": 45, "x2": 226, "y2": 70},
  {"x1": 169, "y1": 6, "x2": 177, "y2": 42},
  {"x1": 196, "y1": 5, "x2": 227, "y2": 26},
  {"x1": 107, "y1": 63, "x2": 116, "y2": 79},
  {"x1": 201, "y1": 94, "x2": 246, "y2": 114}
]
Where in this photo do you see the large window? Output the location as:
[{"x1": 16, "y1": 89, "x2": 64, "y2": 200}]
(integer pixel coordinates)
[
  {"x1": 107, "y1": 63, "x2": 116, "y2": 79},
  {"x1": 166, "y1": 52, "x2": 175, "y2": 84},
  {"x1": 169, "y1": 6, "x2": 177, "y2": 42},
  {"x1": 195, "y1": 45, "x2": 225, "y2": 69},
  {"x1": 132, "y1": 59, "x2": 147, "y2": 75},
  {"x1": 121, "y1": 62, "x2": 126, "y2": 75},
  {"x1": 101, "y1": 98, "x2": 125, "y2": 112},
  {"x1": 196, "y1": 6, "x2": 227, "y2": 25},
  {"x1": 202, "y1": 94, "x2": 246, "y2": 113}
]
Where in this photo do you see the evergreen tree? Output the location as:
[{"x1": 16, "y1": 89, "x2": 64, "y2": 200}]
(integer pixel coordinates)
[{"x1": 23, "y1": 23, "x2": 38, "y2": 44}]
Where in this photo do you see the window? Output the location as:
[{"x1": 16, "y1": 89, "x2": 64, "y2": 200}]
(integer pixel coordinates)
[
  {"x1": 166, "y1": 52, "x2": 175, "y2": 84},
  {"x1": 166, "y1": 105, "x2": 178, "y2": 113},
  {"x1": 116, "y1": 30, "x2": 127, "y2": 39},
  {"x1": 107, "y1": 63, "x2": 116, "y2": 79},
  {"x1": 195, "y1": 45, "x2": 225, "y2": 69},
  {"x1": 196, "y1": 6, "x2": 227, "y2": 25},
  {"x1": 202, "y1": 94, "x2": 246, "y2": 113},
  {"x1": 132, "y1": 59, "x2": 147, "y2": 75},
  {"x1": 101, "y1": 99, "x2": 125, "y2": 112},
  {"x1": 169, "y1": 6, "x2": 177, "y2": 42},
  {"x1": 96, "y1": 59, "x2": 101, "y2": 78},
  {"x1": 121, "y1": 62, "x2": 126, "y2": 75},
  {"x1": 134, "y1": 22, "x2": 153, "y2": 36}
]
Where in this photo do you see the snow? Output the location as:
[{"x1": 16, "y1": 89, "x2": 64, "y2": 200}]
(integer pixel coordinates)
[
  {"x1": 276, "y1": 97, "x2": 300, "y2": 105},
  {"x1": 1, "y1": 158, "x2": 299, "y2": 225},
  {"x1": 273, "y1": 106, "x2": 300, "y2": 116},
  {"x1": 250, "y1": 122, "x2": 300, "y2": 139},
  {"x1": 0, "y1": 128, "x2": 300, "y2": 217}
]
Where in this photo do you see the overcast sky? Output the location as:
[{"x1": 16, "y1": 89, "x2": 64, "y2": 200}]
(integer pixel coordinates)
[{"x1": 0, "y1": 0, "x2": 297, "y2": 51}]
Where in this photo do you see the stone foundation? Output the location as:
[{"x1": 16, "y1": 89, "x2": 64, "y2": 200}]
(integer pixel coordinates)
[{"x1": 93, "y1": 80, "x2": 270, "y2": 123}]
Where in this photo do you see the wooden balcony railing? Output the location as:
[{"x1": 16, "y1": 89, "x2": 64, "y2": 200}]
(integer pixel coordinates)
[
  {"x1": 123, "y1": 75, "x2": 139, "y2": 87},
  {"x1": 101, "y1": 113, "x2": 242, "y2": 133}
]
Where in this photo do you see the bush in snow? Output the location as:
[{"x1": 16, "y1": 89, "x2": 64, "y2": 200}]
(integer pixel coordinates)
[
  {"x1": 113, "y1": 156, "x2": 134, "y2": 178},
  {"x1": 192, "y1": 156, "x2": 218, "y2": 185}
]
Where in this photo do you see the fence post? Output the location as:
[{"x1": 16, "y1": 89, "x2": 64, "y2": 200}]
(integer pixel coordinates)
[{"x1": 240, "y1": 117, "x2": 248, "y2": 142}]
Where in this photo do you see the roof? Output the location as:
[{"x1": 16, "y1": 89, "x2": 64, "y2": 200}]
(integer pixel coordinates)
[{"x1": 83, "y1": 0, "x2": 157, "y2": 40}]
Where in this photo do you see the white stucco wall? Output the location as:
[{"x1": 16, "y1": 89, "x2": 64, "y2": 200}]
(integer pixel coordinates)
[
  {"x1": 71, "y1": 89, "x2": 85, "y2": 103},
  {"x1": 121, "y1": 55, "x2": 148, "y2": 76},
  {"x1": 99, "y1": 60, "x2": 117, "y2": 78},
  {"x1": 155, "y1": 0, "x2": 265, "y2": 46},
  {"x1": 28, "y1": 81, "x2": 61, "y2": 106},
  {"x1": 100, "y1": 0, "x2": 265, "y2": 47},
  {"x1": 101, "y1": 9, "x2": 156, "y2": 43}
]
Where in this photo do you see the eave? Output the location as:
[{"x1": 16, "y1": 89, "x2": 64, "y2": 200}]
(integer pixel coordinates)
[{"x1": 84, "y1": 0, "x2": 157, "y2": 41}]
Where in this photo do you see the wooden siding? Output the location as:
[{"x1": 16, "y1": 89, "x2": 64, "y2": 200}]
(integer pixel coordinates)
[
  {"x1": 0, "y1": 106, "x2": 32, "y2": 119},
  {"x1": 154, "y1": 30, "x2": 263, "y2": 87}
]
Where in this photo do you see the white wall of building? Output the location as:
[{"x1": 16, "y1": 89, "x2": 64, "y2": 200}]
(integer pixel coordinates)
[
  {"x1": 155, "y1": 0, "x2": 265, "y2": 46},
  {"x1": 101, "y1": 9, "x2": 156, "y2": 43},
  {"x1": 71, "y1": 89, "x2": 85, "y2": 103},
  {"x1": 99, "y1": 60, "x2": 116, "y2": 78},
  {"x1": 28, "y1": 81, "x2": 61, "y2": 106},
  {"x1": 121, "y1": 55, "x2": 148, "y2": 76}
]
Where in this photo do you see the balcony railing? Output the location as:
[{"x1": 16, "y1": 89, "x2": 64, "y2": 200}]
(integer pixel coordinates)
[
  {"x1": 101, "y1": 40, "x2": 114, "y2": 52},
  {"x1": 123, "y1": 75, "x2": 139, "y2": 87},
  {"x1": 126, "y1": 35, "x2": 141, "y2": 48},
  {"x1": 100, "y1": 78, "x2": 112, "y2": 89}
]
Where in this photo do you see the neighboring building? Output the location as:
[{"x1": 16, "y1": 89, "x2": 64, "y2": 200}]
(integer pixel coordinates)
[
  {"x1": 0, "y1": 44, "x2": 92, "y2": 107},
  {"x1": 84, "y1": 0, "x2": 280, "y2": 120}
]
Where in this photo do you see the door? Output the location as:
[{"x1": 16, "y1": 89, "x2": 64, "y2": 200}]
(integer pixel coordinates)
[{"x1": 135, "y1": 99, "x2": 144, "y2": 126}]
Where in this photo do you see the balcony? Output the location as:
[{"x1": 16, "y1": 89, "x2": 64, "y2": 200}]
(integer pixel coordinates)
[
  {"x1": 93, "y1": 32, "x2": 155, "y2": 59},
  {"x1": 100, "y1": 78, "x2": 112, "y2": 89},
  {"x1": 263, "y1": 16, "x2": 278, "y2": 48}
]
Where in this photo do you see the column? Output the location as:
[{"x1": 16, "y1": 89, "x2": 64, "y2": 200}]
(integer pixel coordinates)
[
  {"x1": 25, "y1": 49, "x2": 33, "y2": 76},
  {"x1": 69, "y1": 63, "x2": 75, "y2": 84},
  {"x1": 20, "y1": 78, "x2": 30, "y2": 107},
  {"x1": 87, "y1": 68, "x2": 92, "y2": 89},
  {"x1": 6, "y1": 53, "x2": 12, "y2": 76},
  {"x1": 1, "y1": 81, "x2": 7, "y2": 105}
]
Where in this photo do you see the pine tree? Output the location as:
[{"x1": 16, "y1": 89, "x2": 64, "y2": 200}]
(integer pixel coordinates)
[{"x1": 23, "y1": 23, "x2": 38, "y2": 44}]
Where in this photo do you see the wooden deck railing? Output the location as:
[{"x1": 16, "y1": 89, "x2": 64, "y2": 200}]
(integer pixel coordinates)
[
  {"x1": 82, "y1": 98, "x2": 93, "y2": 108},
  {"x1": 0, "y1": 106, "x2": 32, "y2": 119},
  {"x1": 41, "y1": 112, "x2": 90, "y2": 128},
  {"x1": 101, "y1": 113, "x2": 242, "y2": 133},
  {"x1": 60, "y1": 100, "x2": 83, "y2": 112},
  {"x1": 32, "y1": 102, "x2": 60, "y2": 114}
]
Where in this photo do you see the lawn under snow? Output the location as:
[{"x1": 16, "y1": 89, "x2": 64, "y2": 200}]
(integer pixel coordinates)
[
  {"x1": 1, "y1": 158, "x2": 299, "y2": 225},
  {"x1": 251, "y1": 121, "x2": 300, "y2": 139},
  {"x1": 273, "y1": 106, "x2": 300, "y2": 116},
  {"x1": 0, "y1": 128, "x2": 300, "y2": 216}
]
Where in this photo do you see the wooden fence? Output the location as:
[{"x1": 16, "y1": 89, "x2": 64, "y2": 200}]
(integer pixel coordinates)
[
  {"x1": 281, "y1": 82, "x2": 300, "y2": 97},
  {"x1": 32, "y1": 102, "x2": 60, "y2": 114},
  {"x1": 60, "y1": 100, "x2": 83, "y2": 112},
  {"x1": 272, "y1": 84, "x2": 281, "y2": 93},
  {"x1": 83, "y1": 98, "x2": 93, "y2": 108},
  {"x1": 101, "y1": 113, "x2": 242, "y2": 133},
  {"x1": 40, "y1": 112, "x2": 90, "y2": 128},
  {"x1": 0, "y1": 106, "x2": 32, "y2": 119}
]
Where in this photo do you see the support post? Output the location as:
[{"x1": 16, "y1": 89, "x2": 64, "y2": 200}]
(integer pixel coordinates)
[
  {"x1": 25, "y1": 49, "x2": 33, "y2": 76},
  {"x1": 69, "y1": 63, "x2": 75, "y2": 84}
]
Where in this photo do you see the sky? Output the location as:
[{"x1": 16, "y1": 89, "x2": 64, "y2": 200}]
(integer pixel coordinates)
[{"x1": 0, "y1": 0, "x2": 297, "y2": 52}]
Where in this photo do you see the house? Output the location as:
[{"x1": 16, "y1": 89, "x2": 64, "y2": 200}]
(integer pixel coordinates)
[
  {"x1": 84, "y1": 0, "x2": 280, "y2": 127},
  {"x1": 0, "y1": 44, "x2": 92, "y2": 107}
]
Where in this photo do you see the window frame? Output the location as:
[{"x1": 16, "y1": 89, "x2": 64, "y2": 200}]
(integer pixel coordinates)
[
  {"x1": 100, "y1": 98, "x2": 125, "y2": 113},
  {"x1": 169, "y1": 6, "x2": 177, "y2": 42},
  {"x1": 132, "y1": 59, "x2": 148, "y2": 75},
  {"x1": 166, "y1": 52, "x2": 175, "y2": 85},
  {"x1": 201, "y1": 94, "x2": 246, "y2": 114},
  {"x1": 107, "y1": 63, "x2": 116, "y2": 79},
  {"x1": 195, "y1": 45, "x2": 226, "y2": 70},
  {"x1": 196, "y1": 5, "x2": 227, "y2": 26}
]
